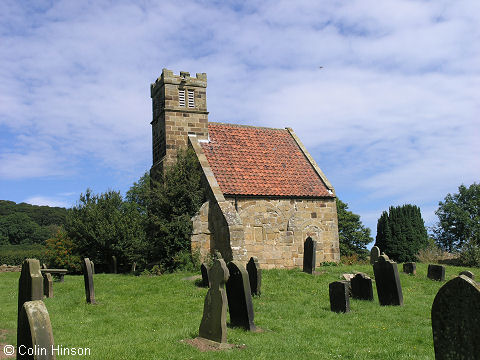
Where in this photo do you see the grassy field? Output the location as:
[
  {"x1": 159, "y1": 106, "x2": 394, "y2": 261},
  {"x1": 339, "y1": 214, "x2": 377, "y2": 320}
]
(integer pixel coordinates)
[{"x1": 0, "y1": 263, "x2": 476, "y2": 359}]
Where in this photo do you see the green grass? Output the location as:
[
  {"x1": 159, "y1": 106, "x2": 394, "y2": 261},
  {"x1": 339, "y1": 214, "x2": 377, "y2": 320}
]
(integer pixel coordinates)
[{"x1": 0, "y1": 263, "x2": 476, "y2": 359}]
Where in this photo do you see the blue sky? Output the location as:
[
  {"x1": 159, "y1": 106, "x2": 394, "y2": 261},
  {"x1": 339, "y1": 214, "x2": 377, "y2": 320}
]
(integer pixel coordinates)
[{"x1": 1, "y1": 0, "x2": 479, "y2": 242}]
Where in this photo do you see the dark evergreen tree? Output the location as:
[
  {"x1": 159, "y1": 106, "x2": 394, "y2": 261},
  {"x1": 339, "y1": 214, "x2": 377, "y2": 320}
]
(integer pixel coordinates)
[{"x1": 375, "y1": 204, "x2": 428, "y2": 262}]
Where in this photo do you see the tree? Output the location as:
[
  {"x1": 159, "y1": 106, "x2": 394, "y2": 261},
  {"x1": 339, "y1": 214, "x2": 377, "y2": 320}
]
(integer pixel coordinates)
[
  {"x1": 336, "y1": 199, "x2": 372, "y2": 258},
  {"x1": 375, "y1": 204, "x2": 428, "y2": 262},
  {"x1": 433, "y1": 183, "x2": 480, "y2": 252}
]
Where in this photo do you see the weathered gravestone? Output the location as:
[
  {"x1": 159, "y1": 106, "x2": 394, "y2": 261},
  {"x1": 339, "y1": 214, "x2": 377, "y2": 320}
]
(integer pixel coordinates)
[
  {"x1": 199, "y1": 259, "x2": 230, "y2": 343},
  {"x1": 81, "y1": 258, "x2": 96, "y2": 304},
  {"x1": 246, "y1": 257, "x2": 261, "y2": 296},
  {"x1": 403, "y1": 262, "x2": 416, "y2": 275},
  {"x1": 110, "y1": 255, "x2": 117, "y2": 274},
  {"x1": 200, "y1": 263, "x2": 209, "y2": 287},
  {"x1": 431, "y1": 275, "x2": 480, "y2": 360},
  {"x1": 370, "y1": 246, "x2": 380, "y2": 265},
  {"x1": 43, "y1": 272, "x2": 53, "y2": 298},
  {"x1": 459, "y1": 270, "x2": 475, "y2": 280},
  {"x1": 226, "y1": 261, "x2": 256, "y2": 331},
  {"x1": 351, "y1": 273, "x2": 373, "y2": 301},
  {"x1": 303, "y1": 237, "x2": 317, "y2": 274},
  {"x1": 428, "y1": 264, "x2": 445, "y2": 281},
  {"x1": 17, "y1": 300, "x2": 56, "y2": 359},
  {"x1": 329, "y1": 281, "x2": 350, "y2": 313},
  {"x1": 17, "y1": 259, "x2": 43, "y2": 325},
  {"x1": 373, "y1": 255, "x2": 403, "y2": 306},
  {"x1": 90, "y1": 260, "x2": 95, "y2": 275}
]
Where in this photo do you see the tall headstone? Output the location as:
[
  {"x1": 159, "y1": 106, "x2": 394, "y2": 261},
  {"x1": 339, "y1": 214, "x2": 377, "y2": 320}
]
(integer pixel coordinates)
[
  {"x1": 17, "y1": 300, "x2": 56, "y2": 360},
  {"x1": 199, "y1": 259, "x2": 230, "y2": 343},
  {"x1": 303, "y1": 237, "x2": 316, "y2": 274},
  {"x1": 225, "y1": 261, "x2": 256, "y2": 331},
  {"x1": 403, "y1": 262, "x2": 416, "y2": 275},
  {"x1": 329, "y1": 281, "x2": 350, "y2": 313},
  {"x1": 43, "y1": 272, "x2": 53, "y2": 298},
  {"x1": 428, "y1": 264, "x2": 446, "y2": 281},
  {"x1": 81, "y1": 258, "x2": 96, "y2": 304},
  {"x1": 246, "y1": 257, "x2": 261, "y2": 296},
  {"x1": 431, "y1": 275, "x2": 480, "y2": 359},
  {"x1": 200, "y1": 263, "x2": 209, "y2": 287},
  {"x1": 17, "y1": 259, "x2": 43, "y2": 325},
  {"x1": 351, "y1": 273, "x2": 373, "y2": 301},
  {"x1": 459, "y1": 270, "x2": 475, "y2": 280},
  {"x1": 373, "y1": 255, "x2": 403, "y2": 306},
  {"x1": 110, "y1": 255, "x2": 117, "y2": 274},
  {"x1": 370, "y1": 246, "x2": 380, "y2": 265},
  {"x1": 90, "y1": 260, "x2": 95, "y2": 275}
]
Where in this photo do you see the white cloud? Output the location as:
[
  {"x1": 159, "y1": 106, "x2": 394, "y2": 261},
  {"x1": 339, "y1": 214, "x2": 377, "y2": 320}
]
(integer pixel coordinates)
[{"x1": 23, "y1": 196, "x2": 70, "y2": 208}]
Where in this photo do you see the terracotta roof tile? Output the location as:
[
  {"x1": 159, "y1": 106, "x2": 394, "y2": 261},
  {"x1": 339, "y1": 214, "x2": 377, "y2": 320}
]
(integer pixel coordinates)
[{"x1": 200, "y1": 123, "x2": 333, "y2": 197}]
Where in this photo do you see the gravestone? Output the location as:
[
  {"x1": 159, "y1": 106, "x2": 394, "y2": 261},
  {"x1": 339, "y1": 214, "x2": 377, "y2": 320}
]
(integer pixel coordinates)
[
  {"x1": 17, "y1": 300, "x2": 56, "y2": 359},
  {"x1": 351, "y1": 273, "x2": 373, "y2": 301},
  {"x1": 90, "y1": 260, "x2": 95, "y2": 275},
  {"x1": 459, "y1": 270, "x2": 475, "y2": 280},
  {"x1": 246, "y1": 257, "x2": 261, "y2": 296},
  {"x1": 200, "y1": 263, "x2": 209, "y2": 287},
  {"x1": 17, "y1": 259, "x2": 43, "y2": 325},
  {"x1": 225, "y1": 261, "x2": 256, "y2": 331},
  {"x1": 131, "y1": 262, "x2": 136, "y2": 273},
  {"x1": 329, "y1": 281, "x2": 350, "y2": 313},
  {"x1": 43, "y1": 272, "x2": 53, "y2": 298},
  {"x1": 199, "y1": 259, "x2": 230, "y2": 343},
  {"x1": 431, "y1": 275, "x2": 480, "y2": 359},
  {"x1": 370, "y1": 246, "x2": 380, "y2": 264},
  {"x1": 428, "y1": 264, "x2": 446, "y2": 281},
  {"x1": 303, "y1": 237, "x2": 317, "y2": 274},
  {"x1": 403, "y1": 262, "x2": 416, "y2": 275},
  {"x1": 373, "y1": 255, "x2": 403, "y2": 306},
  {"x1": 81, "y1": 258, "x2": 96, "y2": 304},
  {"x1": 110, "y1": 255, "x2": 117, "y2": 274}
]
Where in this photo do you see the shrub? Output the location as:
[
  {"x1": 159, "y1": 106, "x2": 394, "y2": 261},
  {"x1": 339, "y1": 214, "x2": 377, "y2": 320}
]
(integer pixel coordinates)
[
  {"x1": 44, "y1": 229, "x2": 82, "y2": 273},
  {"x1": 0, "y1": 244, "x2": 47, "y2": 265},
  {"x1": 459, "y1": 240, "x2": 480, "y2": 267}
]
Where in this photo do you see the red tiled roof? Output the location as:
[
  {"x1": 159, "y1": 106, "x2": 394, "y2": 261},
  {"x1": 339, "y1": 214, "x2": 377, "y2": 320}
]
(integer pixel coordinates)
[{"x1": 200, "y1": 123, "x2": 333, "y2": 197}]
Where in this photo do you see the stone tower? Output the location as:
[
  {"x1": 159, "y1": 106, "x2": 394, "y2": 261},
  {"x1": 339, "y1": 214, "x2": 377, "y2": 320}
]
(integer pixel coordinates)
[{"x1": 150, "y1": 69, "x2": 208, "y2": 180}]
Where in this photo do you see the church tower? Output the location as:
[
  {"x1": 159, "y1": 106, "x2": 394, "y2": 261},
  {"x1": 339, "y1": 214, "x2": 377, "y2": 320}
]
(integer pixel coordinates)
[{"x1": 150, "y1": 69, "x2": 208, "y2": 180}]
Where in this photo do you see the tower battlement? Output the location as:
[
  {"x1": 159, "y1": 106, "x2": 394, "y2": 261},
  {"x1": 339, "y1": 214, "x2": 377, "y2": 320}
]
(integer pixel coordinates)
[{"x1": 151, "y1": 68, "x2": 207, "y2": 97}]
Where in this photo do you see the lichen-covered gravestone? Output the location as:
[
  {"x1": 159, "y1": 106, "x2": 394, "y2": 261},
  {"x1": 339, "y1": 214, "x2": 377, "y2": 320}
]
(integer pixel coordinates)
[
  {"x1": 370, "y1": 246, "x2": 380, "y2": 265},
  {"x1": 428, "y1": 264, "x2": 445, "y2": 281},
  {"x1": 81, "y1": 258, "x2": 96, "y2": 304},
  {"x1": 200, "y1": 263, "x2": 209, "y2": 287},
  {"x1": 351, "y1": 273, "x2": 373, "y2": 301},
  {"x1": 17, "y1": 259, "x2": 43, "y2": 325},
  {"x1": 459, "y1": 270, "x2": 475, "y2": 280},
  {"x1": 329, "y1": 281, "x2": 350, "y2": 313},
  {"x1": 17, "y1": 300, "x2": 56, "y2": 359},
  {"x1": 246, "y1": 257, "x2": 261, "y2": 296},
  {"x1": 431, "y1": 275, "x2": 480, "y2": 359},
  {"x1": 226, "y1": 261, "x2": 256, "y2": 331},
  {"x1": 303, "y1": 237, "x2": 317, "y2": 274},
  {"x1": 373, "y1": 255, "x2": 403, "y2": 306},
  {"x1": 199, "y1": 259, "x2": 230, "y2": 343},
  {"x1": 403, "y1": 262, "x2": 416, "y2": 275}
]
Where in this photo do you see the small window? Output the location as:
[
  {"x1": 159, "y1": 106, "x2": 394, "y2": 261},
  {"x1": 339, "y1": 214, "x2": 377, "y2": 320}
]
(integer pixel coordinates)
[
  {"x1": 188, "y1": 89, "x2": 195, "y2": 108},
  {"x1": 178, "y1": 90, "x2": 185, "y2": 107}
]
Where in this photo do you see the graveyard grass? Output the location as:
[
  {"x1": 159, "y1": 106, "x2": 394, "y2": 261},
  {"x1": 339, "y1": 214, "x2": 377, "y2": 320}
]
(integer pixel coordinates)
[{"x1": 0, "y1": 263, "x2": 476, "y2": 359}]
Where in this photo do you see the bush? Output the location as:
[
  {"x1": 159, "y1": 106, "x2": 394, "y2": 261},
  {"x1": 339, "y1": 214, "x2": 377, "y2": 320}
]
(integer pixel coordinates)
[
  {"x1": 0, "y1": 244, "x2": 47, "y2": 265},
  {"x1": 340, "y1": 253, "x2": 368, "y2": 265},
  {"x1": 459, "y1": 240, "x2": 480, "y2": 267},
  {"x1": 44, "y1": 229, "x2": 82, "y2": 273}
]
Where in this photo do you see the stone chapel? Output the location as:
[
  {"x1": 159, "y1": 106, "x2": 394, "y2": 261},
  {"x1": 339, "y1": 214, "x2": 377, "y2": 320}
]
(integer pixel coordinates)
[{"x1": 150, "y1": 69, "x2": 340, "y2": 269}]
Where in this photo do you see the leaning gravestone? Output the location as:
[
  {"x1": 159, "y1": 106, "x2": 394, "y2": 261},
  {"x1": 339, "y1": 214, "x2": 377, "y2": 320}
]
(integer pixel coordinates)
[
  {"x1": 428, "y1": 264, "x2": 446, "y2": 281},
  {"x1": 199, "y1": 259, "x2": 230, "y2": 343},
  {"x1": 200, "y1": 263, "x2": 209, "y2": 287},
  {"x1": 370, "y1": 246, "x2": 380, "y2": 265},
  {"x1": 459, "y1": 270, "x2": 475, "y2": 280},
  {"x1": 246, "y1": 257, "x2": 262, "y2": 296},
  {"x1": 351, "y1": 273, "x2": 373, "y2": 301},
  {"x1": 81, "y1": 258, "x2": 96, "y2": 304},
  {"x1": 329, "y1": 281, "x2": 350, "y2": 313},
  {"x1": 431, "y1": 275, "x2": 480, "y2": 359},
  {"x1": 110, "y1": 255, "x2": 117, "y2": 274},
  {"x1": 373, "y1": 255, "x2": 403, "y2": 306},
  {"x1": 403, "y1": 262, "x2": 416, "y2": 275},
  {"x1": 18, "y1": 259, "x2": 43, "y2": 325},
  {"x1": 17, "y1": 300, "x2": 56, "y2": 359},
  {"x1": 303, "y1": 237, "x2": 317, "y2": 274},
  {"x1": 226, "y1": 261, "x2": 256, "y2": 331}
]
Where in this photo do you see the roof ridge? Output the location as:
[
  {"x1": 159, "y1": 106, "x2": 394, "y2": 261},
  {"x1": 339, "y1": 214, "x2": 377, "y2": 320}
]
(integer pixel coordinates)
[{"x1": 208, "y1": 122, "x2": 287, "y2": 131}]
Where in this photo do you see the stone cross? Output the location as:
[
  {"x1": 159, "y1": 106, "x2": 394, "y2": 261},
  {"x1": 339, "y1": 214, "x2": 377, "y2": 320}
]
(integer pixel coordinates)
[
  {"x1": 81, "y1": 258, "x2": 96, "y2": 304},
  {"x1": 373, "y1": 255, "x2": 403, "y2": 306},
  {"x1": 427, "y1": 264, "x2": 445, "y2": 281},
  {"x1": 303, "y1": 237, "x2": 317, "y2": 274},
  {"x1": 17, "y1": 259, "x2": 43, "y2": 326},
  {"x1": 351, "y1": 273, "x2": 373, "y2": 301},
  {"x1": 459, "y1": 270, "x2": 475, "y2": 280},
  {"x1": 431, "y1": 275, "x2": 480, "y2": 359},
  {"x1": 110, "y1": 255, "x2": 117, "y2": 274},
  {"x1": 329, "y1": 281, "x2": 350, "y2": 313},
  {"x1": 17, "y1": 300, "x2": 56, "y2": 359},
  {"x1": 403, "y1": 262, "x2": 416, "y2": 275},
  {"x1": 200, "y1": 263, "x2": 209, "y2": 287},
  {"x1": 370, "y1": 246, "x2": 380, "y2": 265},
  {"x1": 199, "y1": 259, "x2": 230, "y2": 343},
  {"x1": 246, "y1": 257, "x2": 262, "y2": 296},
  {"x1": 226, "y1": 261, "x2": 256, "y2": 331}
]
